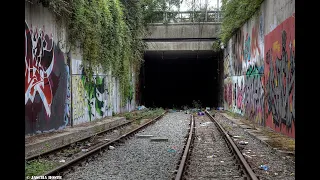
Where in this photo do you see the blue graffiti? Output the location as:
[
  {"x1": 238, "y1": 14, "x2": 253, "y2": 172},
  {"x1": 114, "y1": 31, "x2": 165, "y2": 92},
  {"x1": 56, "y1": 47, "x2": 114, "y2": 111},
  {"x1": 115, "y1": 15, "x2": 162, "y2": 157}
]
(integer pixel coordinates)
[
  {"x1": 64, "y1": 65, "x2": 70, "y2": 126},
  {"x1": 244, "y1": 35, "x2": 251, "y2": 62}
]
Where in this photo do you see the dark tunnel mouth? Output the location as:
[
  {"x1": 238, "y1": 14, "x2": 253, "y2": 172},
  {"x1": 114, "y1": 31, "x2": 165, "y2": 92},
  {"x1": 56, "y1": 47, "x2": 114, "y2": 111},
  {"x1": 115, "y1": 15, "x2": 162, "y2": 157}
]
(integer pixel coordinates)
[{"x1": 138, "y1": 50, "x2": 223, "y2": 109}]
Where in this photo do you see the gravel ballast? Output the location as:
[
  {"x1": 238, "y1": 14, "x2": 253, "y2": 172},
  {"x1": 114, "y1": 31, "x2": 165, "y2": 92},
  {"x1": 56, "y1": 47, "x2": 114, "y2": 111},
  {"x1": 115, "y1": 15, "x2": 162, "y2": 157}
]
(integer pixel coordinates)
[
  {"x1": 211, "y1": 112, "x2": 295, "y2": 180},
  {"x1": 64, "y1": 112, "x2": 190, "y2": 180}
]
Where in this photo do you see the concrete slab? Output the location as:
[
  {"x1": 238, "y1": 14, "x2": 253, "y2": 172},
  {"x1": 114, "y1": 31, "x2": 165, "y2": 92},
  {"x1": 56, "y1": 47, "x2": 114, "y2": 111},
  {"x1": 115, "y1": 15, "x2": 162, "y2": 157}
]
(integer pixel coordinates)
[
  {"x1": 219, "y1": 112, "x2": 295, "y2": 155},
  {"x1": 256, "y1": 136, "x2": 270, "y2": 141},
  {"x1": 239, "y1": 124, "x2": 253, "y2": 129},
  {"x1": 136, "y1": 134, "x2": 154, "y2": 138},
  {"x1": 25, "y1": 117, "x2": 127, "y2": 158},
  {"x1": 150, "y1": 137, "x2": 169, "y2": 142}
]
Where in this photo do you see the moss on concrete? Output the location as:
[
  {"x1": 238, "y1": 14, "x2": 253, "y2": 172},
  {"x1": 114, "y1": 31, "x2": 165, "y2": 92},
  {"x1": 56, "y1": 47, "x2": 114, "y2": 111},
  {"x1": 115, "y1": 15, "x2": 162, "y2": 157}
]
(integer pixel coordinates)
[{"x1": 25, "y1": 159, "x2": 59, "y2": 178}]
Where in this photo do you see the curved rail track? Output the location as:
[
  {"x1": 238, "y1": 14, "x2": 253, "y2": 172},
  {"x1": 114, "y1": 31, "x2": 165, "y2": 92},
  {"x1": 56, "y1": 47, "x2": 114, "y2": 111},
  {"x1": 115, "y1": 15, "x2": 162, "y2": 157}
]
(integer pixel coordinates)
[{"x1": 174, "y1": 111, "x2": 258, "y2": 180}]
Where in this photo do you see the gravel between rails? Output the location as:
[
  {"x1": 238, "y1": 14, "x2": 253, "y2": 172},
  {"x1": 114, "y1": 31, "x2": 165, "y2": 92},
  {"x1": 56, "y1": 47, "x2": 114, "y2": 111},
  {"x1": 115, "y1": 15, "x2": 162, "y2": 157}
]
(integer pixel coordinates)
[
  {"x1": 185, "y1": 114, "x2": 245, "y2": 180},
  {"x1": 212, "y1": 112, "x2": 295, "y2": 180},
  {"x1": 63, "y1": 112, "x2": 190, "y2": 180}
]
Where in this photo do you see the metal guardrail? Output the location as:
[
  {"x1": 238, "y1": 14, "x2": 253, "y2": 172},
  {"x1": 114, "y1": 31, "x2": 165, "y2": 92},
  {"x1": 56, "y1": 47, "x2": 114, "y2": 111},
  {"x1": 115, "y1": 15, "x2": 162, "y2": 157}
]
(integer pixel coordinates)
[{"x1": 149, "y1": 10, "x2": 222, "y2": 23}]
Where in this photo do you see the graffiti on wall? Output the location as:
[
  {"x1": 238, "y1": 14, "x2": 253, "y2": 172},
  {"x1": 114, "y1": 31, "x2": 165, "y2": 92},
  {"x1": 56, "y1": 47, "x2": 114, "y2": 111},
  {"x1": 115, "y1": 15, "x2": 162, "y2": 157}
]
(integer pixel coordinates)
[
  {"x1": 231, "y1": 31, "x2": 244, "y2": 75},
  {"x1": 71, "y1": 59, "x2": 111, "y2": 124},
  {"x1": 244, "y1": 66, "x2": 264, "y2": 125},
  {"x1": 223, "y1": 78, "x2": 233, "y2": 110},
  {"x1": 223, "y1": 54, "x2": 231, "y2": 78},
  {"x1": 72, "y1": 76, "x2": 89, "y2": 124},
  {"x1": 249, "y1": 13, "x2": 264, "y2": 68},
  {"x1": 244, "y1": 33, "x2": 251, "y2": 63},
  {"x1": 233, "y1": 76, "x2": 245, "y2": 115},
  {"x1": 264, "y1": 15, "x2": 295, "y2": 138},
  {"x1": 65, "y1": 65, "x2": 71, "y2": 126},
  {"x1": 25, "y1": 21, "x2": 70, "y2": 134},
  {"x1": 82, "y1": 72, "x2": 109, "y2": 121}
]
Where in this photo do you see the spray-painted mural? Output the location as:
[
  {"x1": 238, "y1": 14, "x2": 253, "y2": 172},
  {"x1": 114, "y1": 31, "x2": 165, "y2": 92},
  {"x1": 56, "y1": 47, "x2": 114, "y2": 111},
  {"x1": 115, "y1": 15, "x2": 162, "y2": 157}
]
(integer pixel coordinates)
[
  {"x1": 223, "y1": 78, "x2": 233, "y2": 110},
  {"x1": 264, "y1": 15, "x2": 295, "y2": 138},
  {"x1": 223, "y1": 7, "x2": 295, "y2": 138},
  {"x1": 244, "y1": 66, "x2": 264, "y2": 126},
  {"x1": 223, "y1": 12, "x2": 265, "y2": 123},
  {"x1": 72, "y1": 59, "x2": 112, "y2": 125},
  {"x1": 25, "y1": 21, "x2": 70, "y2": 134},
  {"x1": 71, "y1": 59, "x2": 135, "y2": 125},
  {"x1": 233, "y1": 76, "x2": 245, "y2": 115}
]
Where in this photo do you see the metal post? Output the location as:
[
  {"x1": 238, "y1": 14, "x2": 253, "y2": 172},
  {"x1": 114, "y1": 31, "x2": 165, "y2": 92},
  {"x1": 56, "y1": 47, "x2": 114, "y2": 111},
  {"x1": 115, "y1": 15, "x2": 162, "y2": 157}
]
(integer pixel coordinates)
[
  {"x1": 68, "y1": 53, "x2": 73, "y2": 127},
  {"x1": 205, "y1": 0, "x2": 208, "y2": 21},
  {"x1": 165, "y1": 12, "x2": 167, "y2": 22}
]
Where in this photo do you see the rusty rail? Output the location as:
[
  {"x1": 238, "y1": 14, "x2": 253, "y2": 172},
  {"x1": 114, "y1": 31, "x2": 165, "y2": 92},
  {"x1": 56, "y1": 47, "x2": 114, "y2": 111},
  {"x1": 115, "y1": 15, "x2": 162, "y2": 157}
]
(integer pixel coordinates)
[
  {"x1": 41, "y1": 111, "x2": 167, "y2": 176},
  {"x1": 175, "y1": 115, "x2": 195, "y2": 180},
  {"x1": 26, "y1": 112, "x2": 153, "y2": 161},
  {"x1": 26, "y1": 120, "x2": 132, "y2": 161},
  {"x1": 205, "y1": 111, "x2": 258, "y2": 180}
]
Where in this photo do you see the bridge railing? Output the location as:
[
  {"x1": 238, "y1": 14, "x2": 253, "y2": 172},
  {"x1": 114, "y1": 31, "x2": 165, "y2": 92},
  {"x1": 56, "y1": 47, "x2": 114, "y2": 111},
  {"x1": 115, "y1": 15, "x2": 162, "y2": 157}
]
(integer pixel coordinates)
[{"x1": 148, "y1": 11, "x2": 223, "y2": 23}]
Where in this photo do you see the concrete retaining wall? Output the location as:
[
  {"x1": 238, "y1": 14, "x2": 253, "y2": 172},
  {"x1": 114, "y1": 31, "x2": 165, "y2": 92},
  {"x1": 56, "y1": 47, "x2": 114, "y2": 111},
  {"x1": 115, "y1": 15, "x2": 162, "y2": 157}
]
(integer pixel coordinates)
[
  {"x1": 25, "y1": 2, "x2": 136, "y2": 135},
  {"x1": 222, "y1": 0, "x2": 295, "y2": 138}
]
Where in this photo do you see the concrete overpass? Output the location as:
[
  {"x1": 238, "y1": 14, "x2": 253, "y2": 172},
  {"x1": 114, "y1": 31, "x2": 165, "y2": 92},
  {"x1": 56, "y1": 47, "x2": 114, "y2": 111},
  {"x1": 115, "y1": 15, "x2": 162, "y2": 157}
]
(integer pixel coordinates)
[{"x1": 143, "y1": 11, "x2": 222, "y2": 51}]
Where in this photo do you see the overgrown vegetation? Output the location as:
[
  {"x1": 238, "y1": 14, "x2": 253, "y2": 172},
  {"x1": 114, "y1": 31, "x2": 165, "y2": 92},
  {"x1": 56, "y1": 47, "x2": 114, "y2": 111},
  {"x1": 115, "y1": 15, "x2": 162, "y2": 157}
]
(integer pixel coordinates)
[
  {"x1": 212, "y1": 40, "x2": 221, "y2": 52},
  {"x1": 66, "y1": 0, "x2": 143, "y2": 105},
  {"x1": 220, "y1": 0, "x2": 264, "y2": 44},
  {"x1": 28, "y1": 0, "x2": 153, "y2": 106},
  {"x1": 25, "y1": 159, "x2": 58, "y2": 177},
  {"x1": 116, "y1": 108, "x2": 165, "y2": 120}
]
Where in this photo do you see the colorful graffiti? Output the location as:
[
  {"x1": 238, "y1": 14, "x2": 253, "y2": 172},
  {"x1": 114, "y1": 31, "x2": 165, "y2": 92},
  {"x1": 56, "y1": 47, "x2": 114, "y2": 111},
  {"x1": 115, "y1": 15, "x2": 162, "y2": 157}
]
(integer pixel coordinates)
[
  {"x1": 244, "y1": 67, "x2": 264, "y2": 125},
  {"x1": 264, "y1": 15, "x2": 295, "y2": 138},
  {"x1": 72, "y1": 75, "x2": 89, "y2": 124},
  {"x1": 231, "y1": 31, "x2": 244, "y2": 75},
  {"x1": 81, "y1": 72, "x2": 109, "y2": 121},
  {"x1": 25, "y1": 23, "x2": 54, "y2": 116},
  {"x1": 25, "y1": 21, "x2": 70, "y2": 134},
  {"x1": 244, "y1": 33, "x2": 251, "y2": 62},
  {"x1": 71, "y1": 59, "x2": 112, "y2": 124},
  {"x1": 250, "y1": 13, "x2": 264, "y2": 67},
  {"x1": 223, "y1": 78, "x2": 233, "y2": 109},
  {"x1": 234, "y1": 76, "x2": 244, "y2": 115},
  {"x1": 223, "y1": 3, "x2": 294, "y2": 139},
  {"x1": 65, "y1": 65, "x2": 71, "y2": 126},
  {"x1": 223, "y1": 54, "x2": 231, "y2": 78}
]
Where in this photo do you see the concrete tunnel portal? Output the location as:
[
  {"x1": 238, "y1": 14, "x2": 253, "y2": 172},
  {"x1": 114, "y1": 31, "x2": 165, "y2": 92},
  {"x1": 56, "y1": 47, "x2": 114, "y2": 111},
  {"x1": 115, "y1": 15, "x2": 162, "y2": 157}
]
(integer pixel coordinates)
[{"x1": 138, "y1": 50, "x2": 223, "y2": 109}]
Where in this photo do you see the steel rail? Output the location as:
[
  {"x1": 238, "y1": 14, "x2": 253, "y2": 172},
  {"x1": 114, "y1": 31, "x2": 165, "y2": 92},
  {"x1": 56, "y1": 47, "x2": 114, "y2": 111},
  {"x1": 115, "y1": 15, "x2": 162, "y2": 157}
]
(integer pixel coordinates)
[
  {"x1": 205, "y1": 111, "x2": 258, "y2": 180},
  {"x1": 41, "y1": 111, "x2": 167, "y2": 176},
  {"x1": 175, "y1": 115, "x2": 195, "y2": 180},
  {"x1": 26, "y1": 120, "x2": 132, "y2": 161}
]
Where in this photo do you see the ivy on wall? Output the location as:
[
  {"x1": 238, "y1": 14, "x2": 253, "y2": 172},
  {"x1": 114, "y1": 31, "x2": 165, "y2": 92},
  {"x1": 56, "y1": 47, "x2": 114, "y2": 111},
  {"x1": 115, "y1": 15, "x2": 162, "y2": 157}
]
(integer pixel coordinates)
[
  {"x1": 33, "y1": 0, "x2": 148, "y2": 106},
  {"x1": 220, "y1": 0, "x2": 264, "y2": 44}
]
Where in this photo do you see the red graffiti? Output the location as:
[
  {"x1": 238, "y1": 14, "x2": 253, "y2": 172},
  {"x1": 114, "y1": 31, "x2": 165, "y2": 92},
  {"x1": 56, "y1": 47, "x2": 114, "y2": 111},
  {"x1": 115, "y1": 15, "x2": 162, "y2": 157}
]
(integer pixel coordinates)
[
  {"x1": 236, "y1": 82, "x2": 244, "y2": 110},
  {"x1": 251, "y1": 26, "x2": 261, "y2": 58},
  {"x1": 232, "y1": 30, "x2": 244, "y2": 75},
  {"x1": 264, "y1": 16, "x2": 295, "y2": 138},
  {"x1": 25, "y1": 22, "x2": 54, "y2": 116},
  {"x1": 224, "y1": 83, "x2": 233, "y2": 107}
]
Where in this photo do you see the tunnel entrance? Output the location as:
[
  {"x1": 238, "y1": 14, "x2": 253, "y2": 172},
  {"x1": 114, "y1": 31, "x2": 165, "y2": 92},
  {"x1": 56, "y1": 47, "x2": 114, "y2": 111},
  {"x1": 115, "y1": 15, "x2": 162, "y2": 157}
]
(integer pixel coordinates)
[{"x1": 138, "y1": 50, "x2": 223, "y2": 109}]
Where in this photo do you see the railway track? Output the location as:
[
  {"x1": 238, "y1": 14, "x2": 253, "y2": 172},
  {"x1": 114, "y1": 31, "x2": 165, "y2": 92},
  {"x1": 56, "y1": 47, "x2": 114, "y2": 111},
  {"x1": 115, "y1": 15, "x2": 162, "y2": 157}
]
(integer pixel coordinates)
[
  {"x1": 26, "y1": 111, "x2": 166, "y2": 177},
  {"x1": 174, "y1": 111, "x2": 258, "y2": 180},
  {"x1": 26, "y1": 119, "x2": 133, "y2": 161}
]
